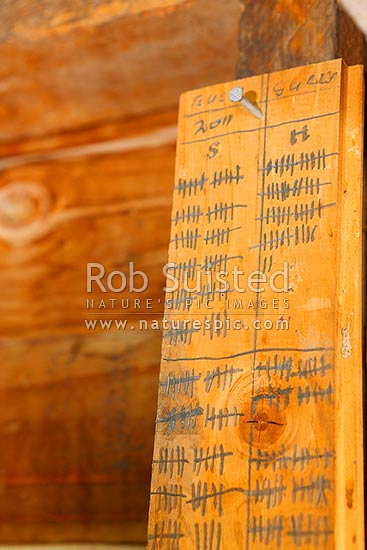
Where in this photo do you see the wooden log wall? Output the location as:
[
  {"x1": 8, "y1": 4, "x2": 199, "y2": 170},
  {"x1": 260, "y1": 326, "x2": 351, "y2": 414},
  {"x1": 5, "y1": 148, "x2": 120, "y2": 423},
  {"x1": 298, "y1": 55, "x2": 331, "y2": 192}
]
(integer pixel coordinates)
[{"x1": 0, "y1": 112, "x2": 176, "y2": 542}]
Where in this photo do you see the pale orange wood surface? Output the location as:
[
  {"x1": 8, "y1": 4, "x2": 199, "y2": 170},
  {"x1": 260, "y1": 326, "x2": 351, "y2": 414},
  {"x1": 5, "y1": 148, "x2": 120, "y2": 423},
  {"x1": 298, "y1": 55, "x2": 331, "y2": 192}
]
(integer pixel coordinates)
[
  {"x1": 147, "y1": 59, "x2": 364, "y2": 550},
  {"x1": 334, "y1": 64, "x2": 364, "y2": 549}
]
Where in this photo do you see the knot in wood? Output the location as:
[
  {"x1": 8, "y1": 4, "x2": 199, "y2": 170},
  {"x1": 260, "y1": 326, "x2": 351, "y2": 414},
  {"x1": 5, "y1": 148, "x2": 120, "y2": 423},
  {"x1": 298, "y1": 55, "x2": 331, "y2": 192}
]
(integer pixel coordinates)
[{"x1": 0, "y1": 182, "x2": 50, "y2": 229}]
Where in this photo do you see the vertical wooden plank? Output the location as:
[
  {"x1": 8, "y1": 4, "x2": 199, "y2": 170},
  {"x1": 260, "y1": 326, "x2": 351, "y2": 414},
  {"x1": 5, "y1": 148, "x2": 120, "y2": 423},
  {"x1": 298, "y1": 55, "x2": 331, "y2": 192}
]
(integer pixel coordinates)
[
  {"x1": 335, "y1": 64, "x2": 365, "y2": 549},
  {"x1": 147, "y1": 60, "x2": 364, "y2": 550}
]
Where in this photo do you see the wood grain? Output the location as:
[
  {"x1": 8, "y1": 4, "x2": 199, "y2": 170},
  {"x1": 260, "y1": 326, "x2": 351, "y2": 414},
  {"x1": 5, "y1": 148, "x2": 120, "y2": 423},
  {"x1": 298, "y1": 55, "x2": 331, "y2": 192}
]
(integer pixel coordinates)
[
  {"x1": 0, "y1": 0, "x2": 189, "y2": 38},
  {"x1": 0, "y1": 0, "x2": 365, "y2": 545},
  {"x1": 0, "y1": 332, "x2": 161, "y2": 542},
  {"x1": 0, "y1": 116, "x2": 175, "y2": 541},
  {"x1": 0, "y1": 0, "x2": 241, "y2": 144},
  {"x1": 237, "y1": 0, "x2": 366, "y2": 77},
  {"x1": 147, "y1": 59, "x2": 364, "y2": 550},
  {"x1": 0, "y1": 138, "x2": 175, "y2": 335},
  {"x1": 334, "y1": 63, "x2": 364, "y2": 550}
]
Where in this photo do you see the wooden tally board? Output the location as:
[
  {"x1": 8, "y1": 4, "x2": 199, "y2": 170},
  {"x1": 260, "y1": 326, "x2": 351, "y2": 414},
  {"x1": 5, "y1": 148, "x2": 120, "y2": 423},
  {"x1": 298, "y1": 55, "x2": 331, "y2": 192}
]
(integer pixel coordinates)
[{"x1": 147, "y1": 59, "x2": 365, "y2": 550}]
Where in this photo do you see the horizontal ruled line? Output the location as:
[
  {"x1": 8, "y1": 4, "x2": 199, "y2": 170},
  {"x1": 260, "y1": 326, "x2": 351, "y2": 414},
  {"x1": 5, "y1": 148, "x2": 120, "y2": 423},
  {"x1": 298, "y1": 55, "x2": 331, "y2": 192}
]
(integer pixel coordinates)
[
  {"x1": 162, "y1": 346, "x2": 334, "y2": 362},
  {"x1": 184, "y1": 85, "x2": 341, "y2": 118},
  {"x1": 185, "y1": 103, "x2": 239, "y2": 118},
  {"x1": 181, "y1": 111, "x2": 339, "y2": 145}
]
